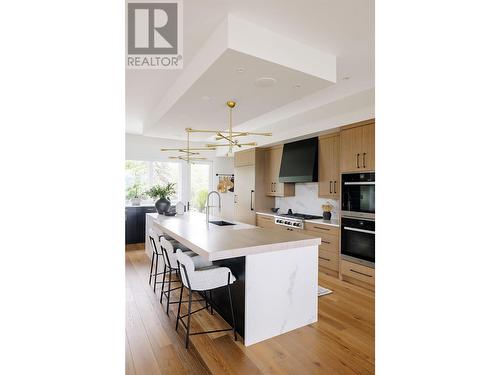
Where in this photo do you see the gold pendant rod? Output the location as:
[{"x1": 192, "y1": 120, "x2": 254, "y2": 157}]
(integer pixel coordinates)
[
  {"x1": 160, "y1": 148, "x2": 215, "y2": 152},
  {"x1": 215, "y1": 132, "x2": 249, "y2": 140},
  {"x1": 186, "y1": 129, "x2": 272, "y2": 136},
  {"x1": 206, "y1": 142, "x2": 257, "y2": 148},
  {"x1": 216, "y1": 132, "x2": 239, "y2": 145}
]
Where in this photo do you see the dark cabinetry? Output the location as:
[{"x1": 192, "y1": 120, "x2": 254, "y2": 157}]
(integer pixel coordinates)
[{"x1": 125, "y1": 206, "x2": 156, "y2": 244}]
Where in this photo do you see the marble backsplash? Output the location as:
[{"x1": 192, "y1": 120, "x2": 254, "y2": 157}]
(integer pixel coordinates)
[{"x1": 275, "y1": 183, "x2": 339, "y2": 218}]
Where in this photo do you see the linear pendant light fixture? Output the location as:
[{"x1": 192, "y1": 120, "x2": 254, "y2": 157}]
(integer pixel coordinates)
[
  {"x1": 160, "y1": 128, "x2": 216, "y2": 164},
  {"x1": 201, "y1": 100, "x2": 272, "y2": 156},
  {"x1": 160, "y1": 100, "x2": 272, "y2": 161}
]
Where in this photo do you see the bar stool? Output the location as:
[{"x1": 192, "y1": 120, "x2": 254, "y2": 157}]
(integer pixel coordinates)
[
  {"x1": 175, "y1": 249, "x2": 237, "y2": 349},
  {"x1": 148, "y1": 228, "x2": 168, "y2": 293},
  {"x1": 159, "y1": 237, "x2": 212, "y2": 315}
]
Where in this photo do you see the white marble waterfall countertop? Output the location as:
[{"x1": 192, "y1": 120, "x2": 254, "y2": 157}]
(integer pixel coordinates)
[{"x1": 148, "y1": 212, "x2": 321, "y2": 261}]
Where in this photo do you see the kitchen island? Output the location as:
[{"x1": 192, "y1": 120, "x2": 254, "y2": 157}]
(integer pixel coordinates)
[{"x1": 145, "y1": 212, "x2": 321, "y2": 346}]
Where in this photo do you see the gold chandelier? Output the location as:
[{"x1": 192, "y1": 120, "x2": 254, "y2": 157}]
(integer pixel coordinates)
[
  {"x1": 160, "y1": 100, "x2": 272, "y2": 161},
  {"x1": 160, "y1": 128, "x2": 215, "y2": 163}
]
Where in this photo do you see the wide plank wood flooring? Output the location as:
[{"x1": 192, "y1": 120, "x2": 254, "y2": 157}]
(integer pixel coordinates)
[{"x1": 126, "y1": 247, "x2": 374, "y2": 375}]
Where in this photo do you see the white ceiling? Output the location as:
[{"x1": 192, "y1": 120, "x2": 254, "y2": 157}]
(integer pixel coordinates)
[
  {"x1": 126, "y1": 0, "x2": 374, "y2": 148},
  {"x1": 147, "y1": 48, "x2": 333, "y2": 140}
]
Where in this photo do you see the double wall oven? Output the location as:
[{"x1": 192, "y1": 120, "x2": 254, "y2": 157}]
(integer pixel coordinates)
[{"x1": 341, "y1": 172, "x2": 375, "y2": 267}]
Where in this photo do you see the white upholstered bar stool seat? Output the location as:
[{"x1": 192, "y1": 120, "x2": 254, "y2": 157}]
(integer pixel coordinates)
[
  {"x1": 175, "y1": 249, "x2": 237, "y2": 349},
  {"x1": 158, "y1": 237, "x2": 212, "y2": 312}
]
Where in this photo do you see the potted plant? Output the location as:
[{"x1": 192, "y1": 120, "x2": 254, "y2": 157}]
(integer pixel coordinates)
[
  {"x1": 146, "y1": 183, "x2": 176, "y2": 215},
  {"x1": 126, "y1": 183, "x2": 144, "y2": 206}
]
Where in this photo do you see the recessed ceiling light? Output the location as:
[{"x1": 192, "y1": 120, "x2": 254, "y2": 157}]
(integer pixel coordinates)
[
  {"x1": 342, "y1": 76, "x2": 351, "y2": 80},
  {"x1": 255, "y1": 77, "x2": 277, "y2": 88},
  {"x1": 201, "y1": 95, "x2": 211, "y2": 101},
  {"x1": 293, "y1": 84, "x2": 301, "y2": 88},
  {"x1": 236, "y1": 67, "x2": 245, "y2": 73}
]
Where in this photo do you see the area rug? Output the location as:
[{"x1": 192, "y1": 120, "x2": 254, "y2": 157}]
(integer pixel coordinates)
[{"x1": 318, "y1": 285, "x2": 333, "y2": 297}]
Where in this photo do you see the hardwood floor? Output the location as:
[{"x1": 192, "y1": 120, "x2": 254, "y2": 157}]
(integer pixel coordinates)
[{"x1": 126, "y1": 248, "x2": 374, "y2": 375}]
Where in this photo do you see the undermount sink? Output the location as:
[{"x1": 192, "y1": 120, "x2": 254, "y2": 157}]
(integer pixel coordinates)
[{"x1": 209, "y1": 220, "x2": 236, "y2": 226}]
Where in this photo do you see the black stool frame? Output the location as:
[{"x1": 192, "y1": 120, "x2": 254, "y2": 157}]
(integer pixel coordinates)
[
  {"x1": 175, "y1": 261, "x2": 237, "y2": 349},
  {"x1": 159, "y1": 243, "x2": 206, "y2": 315},
  {"x1": 148, "y1": 233, "x2": 169, "y2": 293}
]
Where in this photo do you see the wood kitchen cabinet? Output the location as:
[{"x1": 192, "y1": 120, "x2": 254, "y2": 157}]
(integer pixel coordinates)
[
  {"x1": 234, "y1": 148, "x2": 274, "y2": 225},
  {"x1": 256, "y1": 213, "x2": 278, "y2": 229},
  {"x1": 341, "y1": 260, "x2": 375, "y2": 290},
  {"x1": 305, "y1": 222, "x2": 340, "y2": 276},
  {"x1": 318, "y1": 134, "x2": 340, "y2": 198},
  {"x1": 340, "y1": 122, "x2": 375, "y2": 172},
  {"x1": 264, "y1": 145, "x2": 295, "y2": 197}
]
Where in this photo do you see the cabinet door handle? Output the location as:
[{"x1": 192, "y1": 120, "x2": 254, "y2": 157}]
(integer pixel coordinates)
[
  {"x1": 333, "y1": 180, "x2": 337, "y2": 194},
  {"x1": 234, "y1": 194, "x2": 238, "y2": 204},
  {"x1": 319, "y1": 256, "x2": 330, "y2": 261},
  {"x1": 273, "y1": 182, "x2": 276, "y2": 192},
  {"x1": 250, "y1": 190, "x2": 254, "y2": 211},
  {"x1": 329, "y1": 181, "x2": 332, "y2": 194},
  {"x1": 321, "y1": 240, "x2": 331, "y2": 244},
  {"x1": 350, "y1": 268, "x2": 373, "y2": 278},
  {"x1": 314, "y1": 226, "x2": 330, "y2": 231},
  {"x1": 356, "y1": 153, "x2": 360, "y2": 168},
  {"x1": 363, "y1": 152, "x2": 366, "y2": 168}
]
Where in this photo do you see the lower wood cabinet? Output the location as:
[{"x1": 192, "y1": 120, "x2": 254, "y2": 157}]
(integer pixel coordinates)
[
  {"x1": 255, "y1": 214, "x2": 341, "y2": 276},
  {"x1": 340, "y1": 260, "x2": 375, "y2": 289},
  {"x1": 256, "y1": 214, "x2": 276, "y2": 229},
  {"x1": 305, "y1": 222, "x2": 340, "y2": 275}
]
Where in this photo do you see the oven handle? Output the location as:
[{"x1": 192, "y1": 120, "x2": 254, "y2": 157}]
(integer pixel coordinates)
[
  {"x1": 343, "y1": 181, "x2": 375, "y2": 185},
  {"x1": 344, "y1": 226, "x2": 375, "y2": 234}
]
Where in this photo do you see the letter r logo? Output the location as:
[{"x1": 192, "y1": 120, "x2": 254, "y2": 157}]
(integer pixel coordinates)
[{"x1": 128, "y1": 3, "x2": 178, "y2": 54}]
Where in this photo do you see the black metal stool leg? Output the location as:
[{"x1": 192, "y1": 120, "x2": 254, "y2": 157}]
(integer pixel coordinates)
[
  {"x1": 160, "y1": 264, "x2": 167, "y2": 304},
  {"x1": 210, "y1": 290, "x2": 214, "y2": 315},
  {"x1": 185, "y1": 288, "x2": 193, "y2": 349},
  {"x1": 227, "y1": 275, "x2": 237, "y2": 341},
  {"x1": 153, "y1": 253, "x2": 159, "y2": 292},
  {"x1": 166, "y1": 267, "x2": 173, "y2": 315},
  {"x1": 175, "y1": 284, "x2": 184, "y2": 331},
  {"x1": 149, "y1": 252, "x2": 155, "y2": 285}
]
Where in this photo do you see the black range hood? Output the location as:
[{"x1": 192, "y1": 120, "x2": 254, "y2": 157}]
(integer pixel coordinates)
[{"x1": 279, "y1": 137, "x2": 318, "y2": 183}]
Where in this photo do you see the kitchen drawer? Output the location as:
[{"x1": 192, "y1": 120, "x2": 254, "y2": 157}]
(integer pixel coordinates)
[
  {"x1": 317, "y1": 233, "x2": 338, "y2": 251},
  {"x1": 256, "y1": 214, "x2": 276, "y2": 229},
  {"x1": 304, "y1": 222, "x2": 339, "y2": 236},
  {"x1": 341, "y1": 260, "x2": 375, "y2": 286},
  {"x1": 319, "y1": 249, "x2": 339, "y2": 271}
]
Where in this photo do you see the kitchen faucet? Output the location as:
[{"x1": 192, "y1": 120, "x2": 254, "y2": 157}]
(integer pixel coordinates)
[{"x1": 206, "y1": 190, "x2": 221, "y2": 224}]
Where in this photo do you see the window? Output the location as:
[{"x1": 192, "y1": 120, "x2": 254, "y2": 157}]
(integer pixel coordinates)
[
  {"x1": 190, "y1": 163, "x2": 211, "y2": 212},
  {"x1": 125, "y1": 160, "x2": 181, "y2": 203}
]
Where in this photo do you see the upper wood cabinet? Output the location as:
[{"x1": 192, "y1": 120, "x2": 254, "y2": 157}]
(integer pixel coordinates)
[
  {"x1": 264, "y1": 146, "x2": 295, "y2": 197},
  {"x1": 318, "y1": 134, "x2": 340, "y2": 198},
  {"x1": 340, "y1": 122, "x2": 375, "y2": 172},
  {"x1": 234, "y1": 148, "x2": 256, "y2": 167}
]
